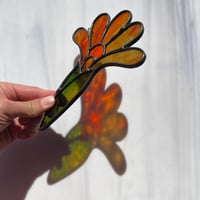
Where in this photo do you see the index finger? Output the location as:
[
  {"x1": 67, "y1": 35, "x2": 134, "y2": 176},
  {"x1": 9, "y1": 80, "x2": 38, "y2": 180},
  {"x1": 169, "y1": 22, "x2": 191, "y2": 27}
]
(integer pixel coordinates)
[{"x1": 0, "y1": 82, "x2": 55, "y2": 101}]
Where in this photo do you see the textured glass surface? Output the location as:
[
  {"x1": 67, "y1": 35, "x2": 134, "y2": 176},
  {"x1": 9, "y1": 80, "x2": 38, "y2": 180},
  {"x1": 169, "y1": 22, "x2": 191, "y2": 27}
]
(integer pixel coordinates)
[{"x1": 38, "y1": 10, "x2": 145, "y2": 130}]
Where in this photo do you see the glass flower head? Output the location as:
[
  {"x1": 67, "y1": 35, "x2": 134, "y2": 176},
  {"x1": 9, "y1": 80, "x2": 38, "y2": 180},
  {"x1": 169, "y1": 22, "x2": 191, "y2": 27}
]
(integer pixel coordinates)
[{"x1": 38, "y1": 10, "x2": 146, "y2": 130}]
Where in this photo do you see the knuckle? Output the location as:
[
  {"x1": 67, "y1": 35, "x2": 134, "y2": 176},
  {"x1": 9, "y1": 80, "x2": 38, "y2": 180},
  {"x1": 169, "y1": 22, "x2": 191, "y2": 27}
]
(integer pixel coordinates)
[{"x1": 26, "y1": 101, "x2": 38, "y2": 117}]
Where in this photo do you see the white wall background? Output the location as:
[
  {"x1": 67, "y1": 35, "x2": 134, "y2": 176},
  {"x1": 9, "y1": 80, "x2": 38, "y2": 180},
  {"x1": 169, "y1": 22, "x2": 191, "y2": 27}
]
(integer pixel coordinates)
[{"x1": 0, "y1": 0, "x2": 200, "y2": 199}]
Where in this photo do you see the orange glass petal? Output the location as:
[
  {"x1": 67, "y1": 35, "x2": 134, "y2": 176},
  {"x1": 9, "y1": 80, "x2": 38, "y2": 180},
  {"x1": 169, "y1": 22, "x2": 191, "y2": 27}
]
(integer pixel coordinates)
[
  {"x1": 90, "y1": 14, "x2": 110, "y2": 47},
  {"x1": 102, "y1": 10, "x2": 132, "y2": 44},
  {"x1": 106, "y1": 22, "x2": 144, "y2": 53},
  {"x1": 90, "y1": 48, "x2": 145, "y2": 70},
  {"x1": 89, "y1": 44, "x2": 104, "y2": 59},
  {"x1": 73, "y1": 28, "x2": 89, "y2": 62}
]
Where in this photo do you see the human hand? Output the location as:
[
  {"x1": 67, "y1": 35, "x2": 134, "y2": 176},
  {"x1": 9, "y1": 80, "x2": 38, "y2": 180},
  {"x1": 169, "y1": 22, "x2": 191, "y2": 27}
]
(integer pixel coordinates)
[{"x1": 0, "y1": 82, "x2": 55, "y2": 150}]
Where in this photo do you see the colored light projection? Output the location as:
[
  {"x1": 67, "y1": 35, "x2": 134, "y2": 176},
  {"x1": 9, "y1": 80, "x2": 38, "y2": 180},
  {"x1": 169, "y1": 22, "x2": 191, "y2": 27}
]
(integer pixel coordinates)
[
  {"x1": 38, "y1": 10, "x2": 146, "y2": 130},
  {"x1": 47, "y1": 69, "x2": 127, "y2": 184}
]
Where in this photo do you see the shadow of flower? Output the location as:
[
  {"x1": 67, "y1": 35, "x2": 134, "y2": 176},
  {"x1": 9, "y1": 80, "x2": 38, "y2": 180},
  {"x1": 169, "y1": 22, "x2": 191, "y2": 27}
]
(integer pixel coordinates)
[{"x1": 48, "y1": 69, "x2": 128, "y2": 184}]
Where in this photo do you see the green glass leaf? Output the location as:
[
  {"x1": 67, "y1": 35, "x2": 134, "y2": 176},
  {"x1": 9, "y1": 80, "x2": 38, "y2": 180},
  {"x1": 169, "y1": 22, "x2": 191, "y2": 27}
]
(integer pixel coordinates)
[{"x1": 38, "y1": 70, "x2": 94, "y2": 130}]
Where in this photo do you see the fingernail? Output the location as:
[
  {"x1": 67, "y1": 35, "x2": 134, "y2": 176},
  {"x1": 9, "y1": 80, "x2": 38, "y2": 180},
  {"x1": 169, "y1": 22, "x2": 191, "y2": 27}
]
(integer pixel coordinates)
[{"x1": 41, "y1": 96, "x2": 55, "y2": 109}]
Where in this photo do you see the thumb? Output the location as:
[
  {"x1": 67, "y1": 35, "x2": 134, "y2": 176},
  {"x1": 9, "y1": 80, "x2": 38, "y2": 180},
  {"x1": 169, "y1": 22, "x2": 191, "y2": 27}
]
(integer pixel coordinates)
[{"x1": 6, "y1": 95, "x2": 55, "y2": 119}]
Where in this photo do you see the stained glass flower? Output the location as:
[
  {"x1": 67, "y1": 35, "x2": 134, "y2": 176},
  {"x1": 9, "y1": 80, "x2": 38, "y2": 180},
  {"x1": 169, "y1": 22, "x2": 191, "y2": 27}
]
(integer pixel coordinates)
[
  {"x1": 47, "y1": 69, "x2": 127, "y2": 184},
  {"x1": 73, "y1": 10, "x2": 145, "y2": 72},
  {"x1": 38, "y1": 9, "x2": 145, "y2": 133}
]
